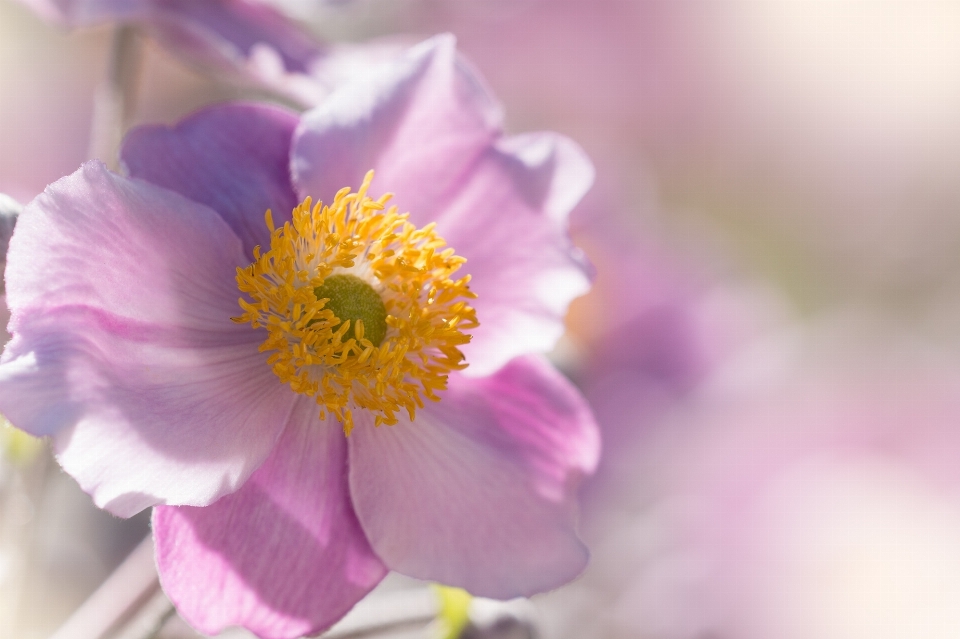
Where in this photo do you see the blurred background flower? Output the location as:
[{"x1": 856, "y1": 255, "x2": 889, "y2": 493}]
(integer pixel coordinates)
[
  {"x1": 6, "y1": 0, "x2": 960, "y2": 637},
  {"x1": 575, "y1": 321, "x2": 960, "y2": 639}
]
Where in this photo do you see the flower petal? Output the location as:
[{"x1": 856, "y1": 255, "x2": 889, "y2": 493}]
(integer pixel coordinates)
[
  {"x1": 154, "y1": 407, "x2": 387, "y2": 639},
  {"x1": 432, "y1": 132, "x2": 594, "y2": 376},
  {"x1": 0, "y1": 162, "x2": 293, "y2": 516},
  {"x1": 141, "y1": 0, "x2": 322, "y2": 73},
  {"x1": 16, "y1": 0, "x2": 325, "y2": 103},
  {"x1": 348, "y1": 355, "x2": 599, "y2": 599},
  {"x1": 5, "y1": 162, "x2": 252, "y2": 329},
  {"x1": 121, "y1": 102, "x2": 300, "y2": 258},
  {"x1": 292, "y1": 33, "x2": 502, "y2": 216}
]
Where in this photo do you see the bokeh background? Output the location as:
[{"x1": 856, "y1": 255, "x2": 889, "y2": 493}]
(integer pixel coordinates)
[{"x1": 5, "y1": 1, "x2": 960, "y2": 637}]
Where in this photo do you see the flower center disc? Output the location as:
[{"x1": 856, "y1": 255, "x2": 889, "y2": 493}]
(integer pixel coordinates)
[
  {"x1": 233, "y1": 171, "x2": 478, "y2": 435},
  {"x1": 314, "y1": 274, "x2": 387, "y2": 346}
]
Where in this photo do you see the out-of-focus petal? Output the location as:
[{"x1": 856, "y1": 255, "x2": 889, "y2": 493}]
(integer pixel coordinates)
[
  {"x1": 348, "y1": 355, "x2": 599, "y2": 599},
  {"x1": 292, "y1": 33, "x2": 502, "y2": 216},
  {"x1": 143, "y1": 0, "x2": 321, "y2": 73},
  {"x1": 121, "y1": 103, "x2": 300, "y2": 258},
  {"x1": 0, "y1": 162, "x2": 293, "y2": 516},
  {"x1": 15, "y1": 0, "x2": 325, "y2": 100},
  {"x1": 154, "y1": 407, "x2": 387, "y2": 639},
  {"x1": 435, "y1": 133, "x2": 594, "y2": 376},
  {"x1": 13, "y1": 0, "x2": 144, "y2": 26}
]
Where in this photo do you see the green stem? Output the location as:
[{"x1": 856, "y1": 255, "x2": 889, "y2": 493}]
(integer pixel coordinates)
[{"x1": 88, "y1": 25, "x2": 143, "y2": 168}]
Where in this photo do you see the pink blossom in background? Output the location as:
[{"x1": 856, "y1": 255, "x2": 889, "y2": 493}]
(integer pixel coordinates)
[
  {"x1": 596, "y1": 325, "x2": 960, "y2": 639},
  {"x1": 569, "y1": 220, "x2": 789, "y2": 515},
  {"x1": 14, "y1": 0, "x2": 335, "y2": 105},
  {"x1": 0, "y1": 36, "x2": 600, "y2": 639},
  {"x1": 542, "y1": 123, "x2": 791, "y2": 506},
  {"x1": 530, "y1": 202, "x2": 792, "y2": 639},
  {"x1": 561, "y1": 212, "x2": 701, "y2": 501}
]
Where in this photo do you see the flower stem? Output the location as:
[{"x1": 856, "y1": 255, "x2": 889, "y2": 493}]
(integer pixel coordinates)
[
  {"x1": 323, "y1": 613, "x2": 437, "y2": 639},
  {"x1": 0, "y1": 193, "x2": 22, "y2": 292},
  {"x1": 109, "y1": 589, "x2": 176, "y2": 639},
  {"x1": 88, "y1": 24, "x2": 143, "y2": 169}
]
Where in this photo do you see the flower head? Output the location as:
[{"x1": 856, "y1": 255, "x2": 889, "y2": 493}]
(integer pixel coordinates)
[
  {"x1": 235, "y1": 174, "x2": 478, "y2": 433},
  {"x1": 0, "y1": 36, "x2": 599, "y2": 639}
]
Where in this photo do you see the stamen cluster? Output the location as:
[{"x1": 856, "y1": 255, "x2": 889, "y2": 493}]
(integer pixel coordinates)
[{"x1": 234, "y1": 171, "x2": 478, "y2": 434}]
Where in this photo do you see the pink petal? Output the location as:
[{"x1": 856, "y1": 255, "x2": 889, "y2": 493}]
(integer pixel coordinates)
[
  {"x1": 0, "y1": 162, "x2": 293, "y2": 516},
  {"x1": 154, "y1": 407, "x2": 387, "y2": 639},
  {"x1": 291, "y1": 36, "x2": 592, "y2": 374},
  {"x1": 122, "y1": 102, "x2": 300, "y2": 258},
  {"x1": 292, "y1": 33, "x2": 502, "y2": 216},
  {"x1": 348, "y1": 355, "x2": 599, "y2": 599},
  {"x1": 6, "y1": 162, "x2": 245, "y2": 327},
  {"x1": 432, "y1": 132, "x2": 594, "y2": 376}
]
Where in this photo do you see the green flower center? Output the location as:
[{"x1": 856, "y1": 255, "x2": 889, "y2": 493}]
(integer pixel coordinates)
[{"x1": 313, "y1": 273, "x2": 388, "y2": 346}]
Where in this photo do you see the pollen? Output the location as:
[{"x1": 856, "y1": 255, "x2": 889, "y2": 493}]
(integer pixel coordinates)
[{"x1": 233, "y1": 171, "x2": 478, "y2": 435}]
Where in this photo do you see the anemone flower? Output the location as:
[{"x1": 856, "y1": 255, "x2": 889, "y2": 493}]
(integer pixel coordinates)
[
  {"x1": 598, "y1": 324, "x2": 960, "y2": 639},
  {"x1": 0, "y1": 36, "x2": 599, "y2": 639},
  {"x1": 15, "y1": 0, "x2": 331, "y2": 105}
]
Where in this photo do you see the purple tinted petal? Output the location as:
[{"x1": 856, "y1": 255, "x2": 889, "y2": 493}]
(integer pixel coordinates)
[
  {"x1": 16, "y1": 0, "x2": 323, "y2": 87},
  {"x1": 0, "y1": 162, "x2": 293, "y2": 515},
  {"x1": 292, "y1": 34, "x2": 502, "y2": 214},
  {"x1": 5, "y1": 162, "x2": 248, "y2": 327},
  {"x1": 145, "y1": 0, "x2": 322, "y2": 74},
  {"x1": 121, "y1": 103, "x2": 300, "y2": 258},
  {"x1": 17, "y1": 0, "x2": 328, "y2": 105},
  {"x1": 348, "y1": 355, "x2": 599, "y2": 598},
  {"x1": 155, "y1": 408, "x2": 387, "y2": 639},
  {"x1": 0, "y1": 311, "x2": 296, "y2": 517},
  {"x1": 442, "y1": 133, "x2": 594, "y2": 376}
]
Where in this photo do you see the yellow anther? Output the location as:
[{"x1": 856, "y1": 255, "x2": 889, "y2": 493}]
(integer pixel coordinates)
[{"x1": 233, "y1": 171, "x2": 477, "y2": 434}]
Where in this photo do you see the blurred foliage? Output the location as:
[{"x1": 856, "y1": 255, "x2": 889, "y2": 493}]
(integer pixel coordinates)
[
  {"x1": 0, "y1": 416, "x2": 42, "y2": 466},
  {"x1": 434, "y1": 585, "x2": 473, "y2": 639}
]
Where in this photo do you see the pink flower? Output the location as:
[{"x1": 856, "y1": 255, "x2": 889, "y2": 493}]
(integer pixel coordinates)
[
  {"x1": 567, "y1": 208, "x2": 789, "y2": 517},
  {"x1": 599, "y1": 326, "x2": 960, "y2": 639},
  {"x1": 15, "y1": 0, "x2": 330, "y2": 104},
  {"x1": 0, "y1": 36, "x2": 599, "y2": 639}
]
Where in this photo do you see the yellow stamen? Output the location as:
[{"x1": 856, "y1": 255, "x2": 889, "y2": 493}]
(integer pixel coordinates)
[{"x1": 233, "y1": 171, "x2": 478, "y2": 435}]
